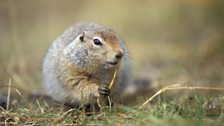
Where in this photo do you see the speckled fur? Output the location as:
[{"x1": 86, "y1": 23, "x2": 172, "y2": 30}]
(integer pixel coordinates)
[{"x1": 42, "y1": 22, "x2": 131, "y2": 106}]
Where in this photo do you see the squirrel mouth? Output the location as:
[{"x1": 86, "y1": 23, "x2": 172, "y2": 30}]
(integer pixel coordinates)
[{"x1": 107, "y1": 61, "x2": 118, "y2": 66}]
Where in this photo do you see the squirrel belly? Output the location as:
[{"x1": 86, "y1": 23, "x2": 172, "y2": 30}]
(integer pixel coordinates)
[{"x1": 42, "y1": 22, "x2": 131, "y2": 106}]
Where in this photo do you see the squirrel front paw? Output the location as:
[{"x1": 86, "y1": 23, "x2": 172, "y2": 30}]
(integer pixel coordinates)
[{"x1": 98, "y1": 85, "x2": 110, "y2": 98}]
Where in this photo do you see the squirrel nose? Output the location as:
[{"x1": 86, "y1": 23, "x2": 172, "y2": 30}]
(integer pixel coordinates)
[{"x1": 115, "y1": 51, "x2": 123, "y2": 59}]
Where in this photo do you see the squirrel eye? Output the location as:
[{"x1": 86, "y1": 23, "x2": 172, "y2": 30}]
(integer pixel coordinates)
[{"x1": 93, "y1": 39, "x2": 102, "y2": 46}]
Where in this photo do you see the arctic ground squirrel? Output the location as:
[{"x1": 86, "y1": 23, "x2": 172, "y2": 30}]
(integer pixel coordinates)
[{"x1": 42, "y1": 22, "x2": 132, "y2": 108}]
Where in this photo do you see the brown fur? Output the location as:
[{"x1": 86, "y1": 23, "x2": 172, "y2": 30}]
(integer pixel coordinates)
[{"x1": 97, "y1": 31, "x2": 123, "y2": 54}]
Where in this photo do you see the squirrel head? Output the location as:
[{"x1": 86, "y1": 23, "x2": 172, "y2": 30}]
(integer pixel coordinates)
[{"x1": 65, "y1": 30, "x2": 124, "y2": 72}]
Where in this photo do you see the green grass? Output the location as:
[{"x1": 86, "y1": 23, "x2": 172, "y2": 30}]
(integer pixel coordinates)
[{"x1": 1, "y1": 93, "x2": 224, "y2": 126}]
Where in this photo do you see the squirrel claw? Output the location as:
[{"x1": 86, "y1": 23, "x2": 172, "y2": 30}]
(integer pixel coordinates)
[{"x1": 98, "y1": 85, "x2": 110, "y2": 98}]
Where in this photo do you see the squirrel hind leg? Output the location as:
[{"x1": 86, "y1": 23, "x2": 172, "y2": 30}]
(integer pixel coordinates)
[
  {"x1": 0, "y1": 95, "x2": 7, "y2": 109},
  {"x1": 120, "y1": 78, "x2": 153, "y2": 104},
  {"x1": 63, "y1": 102, "x2": 80, "y2": 108},
  {"x1": 133, "y1": 78, "x2": 152, "y2": 91},
  {"x1": 63, "y1": 101, "x2": 101, "y2": 112},
  {"x1": 124, "y1": 78, "x2": 152, "y2": 96}
]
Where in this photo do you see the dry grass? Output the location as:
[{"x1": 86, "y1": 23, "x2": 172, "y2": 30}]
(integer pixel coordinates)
[
  {"x1": 1, "y1": 84, "x2": 224, "y2": 125},
  {"x1": 138, "y1": 85, "x2": 224, "y2": 110}
]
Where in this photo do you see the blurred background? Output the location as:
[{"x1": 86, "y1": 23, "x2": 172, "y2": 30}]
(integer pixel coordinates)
[{"x1": 0, "y1": 0, "x2": 224, "y2": 93}]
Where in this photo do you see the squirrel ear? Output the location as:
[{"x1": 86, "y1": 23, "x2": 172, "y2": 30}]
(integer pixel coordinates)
[{"x1": 79, "y1": 31, "x2": 86, "y2": 42}]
